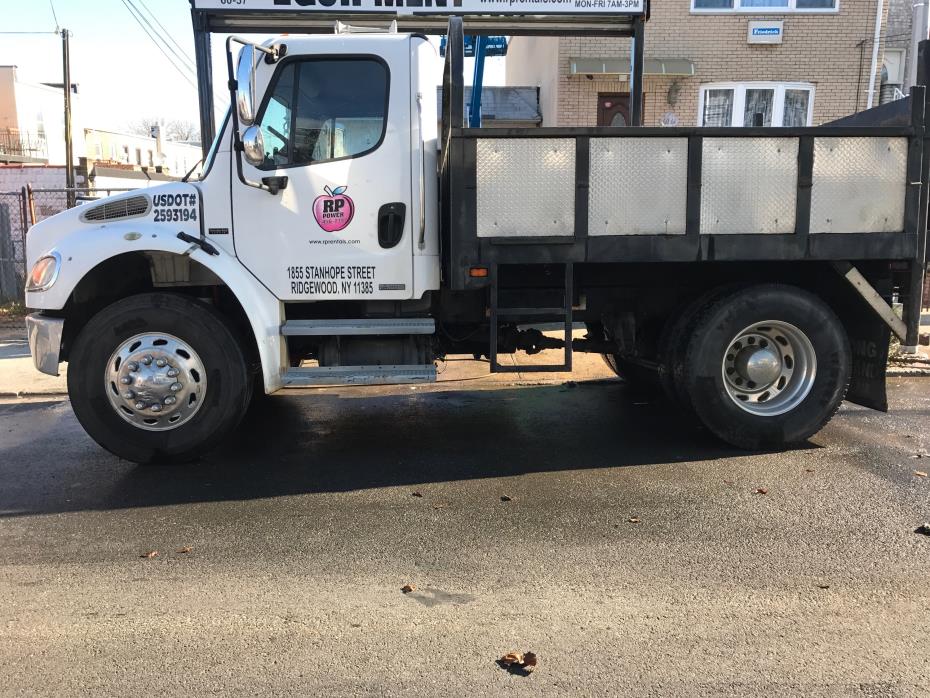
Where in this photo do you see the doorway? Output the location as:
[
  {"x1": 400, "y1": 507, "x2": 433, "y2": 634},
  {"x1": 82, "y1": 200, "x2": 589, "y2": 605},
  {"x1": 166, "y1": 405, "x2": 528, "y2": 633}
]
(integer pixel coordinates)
[{"x1": 597, "y1": 94, "x2": 631, "y2": 127}]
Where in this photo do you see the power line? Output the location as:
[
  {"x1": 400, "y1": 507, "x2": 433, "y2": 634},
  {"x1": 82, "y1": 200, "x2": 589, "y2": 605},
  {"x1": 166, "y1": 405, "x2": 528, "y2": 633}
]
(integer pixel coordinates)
[
  {"x1": 49, "y1": 0, "x2": 60, "y2": 32},
  {"x1": 137, "y1": 0, "x2": 195, "y2": 71},
  {"x1": 125, "y1": 0, "x2": 197, "y2": 76},
  {"x1": 120, "y1": 0, "x2": 197, "y2": 90}
]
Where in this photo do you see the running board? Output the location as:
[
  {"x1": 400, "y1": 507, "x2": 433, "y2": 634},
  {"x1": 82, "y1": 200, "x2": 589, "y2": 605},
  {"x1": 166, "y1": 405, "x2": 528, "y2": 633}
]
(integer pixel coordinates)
[
  {"x1": 281, "y1": 364, "x2": 437, "y2": 387},
  {"x1": 281, "y1": 319, "x2": 435, "y2": 336}
]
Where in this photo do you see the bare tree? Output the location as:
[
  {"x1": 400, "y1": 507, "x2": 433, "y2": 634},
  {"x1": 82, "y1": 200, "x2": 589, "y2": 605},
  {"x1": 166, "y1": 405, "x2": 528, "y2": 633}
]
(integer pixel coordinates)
[
  {"x1": 165, "y1": 120, "x2": 200, "y2": 143},
  {"x1": 127, "y1": 118, "x2": 162, "y2": 139}
]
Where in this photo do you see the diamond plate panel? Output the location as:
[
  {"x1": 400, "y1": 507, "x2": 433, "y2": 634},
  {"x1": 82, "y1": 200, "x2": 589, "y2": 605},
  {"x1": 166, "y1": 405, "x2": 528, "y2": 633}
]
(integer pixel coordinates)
[
  {"x1": 810, "y1": 137, "x2": 907, "y2": 234},
  {"x1": 588, "y1": 138, "x2": 687, "y2": 235},
  {"x1": 477, "y1": 139, "x2": 575, "y2": 237},
  {"x1": 701, "y1": 138, "x2": 798, "y2": 235}
]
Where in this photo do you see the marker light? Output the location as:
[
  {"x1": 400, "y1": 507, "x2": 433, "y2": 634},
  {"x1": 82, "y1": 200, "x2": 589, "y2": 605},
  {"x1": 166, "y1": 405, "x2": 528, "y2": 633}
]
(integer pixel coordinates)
[
  {"x1": 469, "y1": 267, "x2": 489, "y2": 278},
  {"x1": 26, "y1": 252, "x2": 61, "y2": 292}
]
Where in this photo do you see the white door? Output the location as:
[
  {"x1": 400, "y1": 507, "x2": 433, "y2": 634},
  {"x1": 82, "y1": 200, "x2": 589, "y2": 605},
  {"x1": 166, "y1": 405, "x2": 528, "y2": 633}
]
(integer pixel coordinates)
[{"x1": 231, "y1": 38, "x2": 413, "y2": 301}]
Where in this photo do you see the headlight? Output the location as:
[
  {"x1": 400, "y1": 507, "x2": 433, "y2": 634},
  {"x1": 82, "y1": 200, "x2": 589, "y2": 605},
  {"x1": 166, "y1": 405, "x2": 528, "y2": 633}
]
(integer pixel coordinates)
[{"x1": 26, "y1": 252, "x2": 61, "y2": 292}]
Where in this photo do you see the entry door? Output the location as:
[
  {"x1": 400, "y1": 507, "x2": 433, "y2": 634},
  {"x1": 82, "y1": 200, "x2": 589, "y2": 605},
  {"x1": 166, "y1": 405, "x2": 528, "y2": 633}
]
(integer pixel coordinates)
[
  {"x1": 231, "y1": 43, "x2": 413, "y2": 301},
  {"x1": 597, "y1": 94, "x2": 631, "y2": 127}
]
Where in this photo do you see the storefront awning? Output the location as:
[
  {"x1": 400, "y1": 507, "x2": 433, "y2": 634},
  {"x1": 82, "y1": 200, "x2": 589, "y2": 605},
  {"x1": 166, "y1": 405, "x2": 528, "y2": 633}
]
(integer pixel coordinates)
[{"x1": 570, "y1": 57, "x2": 695, "y2": 78}]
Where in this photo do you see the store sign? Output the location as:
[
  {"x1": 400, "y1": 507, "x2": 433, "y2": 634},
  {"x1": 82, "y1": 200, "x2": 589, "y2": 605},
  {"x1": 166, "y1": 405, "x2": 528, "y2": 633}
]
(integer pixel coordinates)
[
  {"x1": 193, "y1": 0, "x2": 646, "y2": 15},
  {"x1": 748, "y1": 20, "x2": 783, "y2": 44}
]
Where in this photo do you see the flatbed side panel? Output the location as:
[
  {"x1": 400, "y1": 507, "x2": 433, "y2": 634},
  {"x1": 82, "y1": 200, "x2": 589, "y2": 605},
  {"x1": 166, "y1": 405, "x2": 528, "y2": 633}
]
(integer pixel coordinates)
[{"x1": 445, "y1": 125, "x2": 922, "y2": 290}]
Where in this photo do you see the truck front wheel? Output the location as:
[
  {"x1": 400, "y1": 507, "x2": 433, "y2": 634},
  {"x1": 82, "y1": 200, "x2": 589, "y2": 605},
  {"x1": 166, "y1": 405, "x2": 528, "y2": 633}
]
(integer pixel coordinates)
[
  {"x1": 68, "y1": 293, "x2": 251, "y2": 464},
  {"x1": 683, "y1": 285, "x2": 851, "y2": 450}
]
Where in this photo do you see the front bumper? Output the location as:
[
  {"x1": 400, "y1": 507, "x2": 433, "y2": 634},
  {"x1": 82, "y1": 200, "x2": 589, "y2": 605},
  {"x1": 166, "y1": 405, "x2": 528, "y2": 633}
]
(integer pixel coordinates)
[{"x1": 26, "y1": 313, "x2": 64, "y2": 377}]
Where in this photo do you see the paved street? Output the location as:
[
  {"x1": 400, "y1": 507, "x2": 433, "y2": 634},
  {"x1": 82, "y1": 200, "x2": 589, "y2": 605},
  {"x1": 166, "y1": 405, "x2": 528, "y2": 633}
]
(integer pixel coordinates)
[{"x1": 0, "y1": 368, "x2": 929, "y2": 696}]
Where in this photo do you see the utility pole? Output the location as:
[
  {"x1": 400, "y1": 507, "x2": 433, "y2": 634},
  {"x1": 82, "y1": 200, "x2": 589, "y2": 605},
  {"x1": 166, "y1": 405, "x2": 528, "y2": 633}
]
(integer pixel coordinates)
[{"x1": 61, "y1": 28, "x2": 75, "y2": 207}]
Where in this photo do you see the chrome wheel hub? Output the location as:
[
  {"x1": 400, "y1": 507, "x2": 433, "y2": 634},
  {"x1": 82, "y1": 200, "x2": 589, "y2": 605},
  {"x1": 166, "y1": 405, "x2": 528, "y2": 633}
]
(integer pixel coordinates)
[
  {"x1": 722, "y1": 321, "x2": 816, "y2": 417},
  {"x1": 105, "y1": 333, "x2": 206, "y2": 431}
]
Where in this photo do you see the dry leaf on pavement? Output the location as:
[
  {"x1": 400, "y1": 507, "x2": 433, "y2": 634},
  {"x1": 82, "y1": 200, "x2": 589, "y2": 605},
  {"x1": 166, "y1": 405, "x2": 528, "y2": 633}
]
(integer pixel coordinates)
[
  {"x1": 754, "y1": 487, "x2": 768, "y2": 495},
  {"x1": 500, "y1": 495, "x2": 513, "y2": 502},
  {"x1": 498, "y1": 651, "x2": 538, "y2": 675},
  {"x1": 914, "y1": 470, "x2": 928, "y2": 478},
  {"x1": 499, "y1": 652, "x2": 523, "y2": 667},
  {"x1": 401, "y1": 584, "x2": 416, "y2": 593},
  {"x1": 411, "y1": 491, "x2": 423, "y2": 498},
  {"x1": 628, "y1": 516, "x2": 641, "y2": 524},
  {"x1": 176, "y1": 547, "x2": 192, "y2": 554},
  {"x1": 140, "y1": 550, "x2": 158, "y2": 559}
]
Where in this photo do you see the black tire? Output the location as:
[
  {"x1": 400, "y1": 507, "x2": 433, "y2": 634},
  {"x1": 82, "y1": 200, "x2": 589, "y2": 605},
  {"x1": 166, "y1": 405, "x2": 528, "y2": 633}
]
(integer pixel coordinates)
[
  {"x1": 682, "y1": 284, "x2": 851, "y2": 450},
  {"x1": 601, "y1": 353, "x2": 659, "y2": 389},
  {"x1": 68, "y1": 292, "x2": 251, "y2": 464},
  {"x1": 657, "y1": 285, "x2": 744, "y2": 413}
]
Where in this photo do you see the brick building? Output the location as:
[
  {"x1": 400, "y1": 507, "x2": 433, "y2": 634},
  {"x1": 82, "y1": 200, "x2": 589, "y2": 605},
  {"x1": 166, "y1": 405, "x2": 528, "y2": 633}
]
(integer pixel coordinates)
[{"x1": 507, "y1": 0, "x2": 891, "y2": 128}]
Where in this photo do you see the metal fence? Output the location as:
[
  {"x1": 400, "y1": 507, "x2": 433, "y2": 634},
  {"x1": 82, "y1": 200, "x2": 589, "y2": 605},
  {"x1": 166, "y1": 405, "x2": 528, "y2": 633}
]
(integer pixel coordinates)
[{"x1": 0, "y1": 186, "x2": 136, "y2": 303}]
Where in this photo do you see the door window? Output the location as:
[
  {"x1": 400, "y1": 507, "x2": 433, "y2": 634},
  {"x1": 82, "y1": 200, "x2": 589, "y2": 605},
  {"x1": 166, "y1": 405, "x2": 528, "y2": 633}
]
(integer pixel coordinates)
[{"x1": 256, "y1": 57, "x2": 389, "y2": 170}]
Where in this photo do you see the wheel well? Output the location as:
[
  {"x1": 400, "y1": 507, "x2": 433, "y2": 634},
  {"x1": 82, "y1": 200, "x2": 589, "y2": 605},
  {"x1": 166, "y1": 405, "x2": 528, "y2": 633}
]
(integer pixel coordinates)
[{"x1": 61, "y1": 252, "x2": 261, "y2": 379}]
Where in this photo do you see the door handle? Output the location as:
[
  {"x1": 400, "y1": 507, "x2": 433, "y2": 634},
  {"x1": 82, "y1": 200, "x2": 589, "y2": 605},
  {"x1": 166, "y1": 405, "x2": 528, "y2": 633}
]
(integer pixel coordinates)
[{"x1": 378, "y1": 202, "x2": 406, "y2": 249}]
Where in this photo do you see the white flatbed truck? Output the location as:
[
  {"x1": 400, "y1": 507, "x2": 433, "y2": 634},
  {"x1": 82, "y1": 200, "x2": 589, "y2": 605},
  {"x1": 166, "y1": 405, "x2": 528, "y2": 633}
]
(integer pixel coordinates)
[{"x1": 22, "y1": 1, "x2": 929, "y2": 463}]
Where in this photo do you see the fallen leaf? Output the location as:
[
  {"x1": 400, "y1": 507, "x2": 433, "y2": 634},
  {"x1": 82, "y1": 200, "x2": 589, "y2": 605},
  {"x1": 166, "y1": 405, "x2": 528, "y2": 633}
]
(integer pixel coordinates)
[
  {"x1": 140, "y1": 550, "x2": 158, "y2": 559},
  {"x1": 500, "y1": 495, "x2": 513, "y2": 502},
  {"x1": 497, "y1": 651, "x2": 538, "y2": 676},
  {"x1": 432, "y1": 500, "x2": 449, "y2": 510},
  {"x1": 628, "y1": 516, "x2": 641, "y2": 524},
  {"x1": 914, "y1": 470, "x2": 928, "y2": 478},
  {"x1": 411, "y1": 491, "x2": 423, "y2": 498},
  {"x1": 804, "y1": 468, "x2": 815, "y2": 473},
  {"x1": 499, "y1": 652, "x2": 523, "y2": 667},
  {"x1": 522, "y1": 652, "x2": 538, "y2": 674},
  {"x1": 723, "y1": 480, "x2": 735, "y2": 486},
  {"x1": 401, "y1": 584, "x2": 416, "y2": 594},
  {"x1": 754, "y1": 487, "x2": 768, "y2": 495},
  {"x1": 915, "y1": 523, "x2": 930, "y2": 537},
  {"x1": 176, "y1": 546, "x2": 192, "y2": 554},
  {"x1": 816, "y1": 583, "x2": 831, "y2": 590}
]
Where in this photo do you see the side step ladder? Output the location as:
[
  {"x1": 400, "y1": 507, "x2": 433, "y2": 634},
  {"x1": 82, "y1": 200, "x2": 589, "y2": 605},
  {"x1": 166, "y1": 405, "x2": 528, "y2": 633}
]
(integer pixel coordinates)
[
  {"x1": 279, "y1": 318, "x2": 437, "y2": 387},
  {"x1": 489, "y1": 263, "x2": 573, "y2": 373}
]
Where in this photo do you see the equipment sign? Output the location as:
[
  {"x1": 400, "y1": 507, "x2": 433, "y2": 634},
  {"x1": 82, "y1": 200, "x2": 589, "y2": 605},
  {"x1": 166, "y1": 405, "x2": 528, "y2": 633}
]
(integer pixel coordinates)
[{"x1": 193, "y1": 0, "x2": 645, "y2": 15}]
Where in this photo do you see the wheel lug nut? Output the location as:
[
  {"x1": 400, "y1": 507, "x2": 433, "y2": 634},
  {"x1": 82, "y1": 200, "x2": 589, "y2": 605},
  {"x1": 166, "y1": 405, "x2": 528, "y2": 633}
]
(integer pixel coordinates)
[
  {"x1": 155, "y1": 358, "x2": 167, "y2": 368},
  {"x1": 166, "y1": 369, "x2": 179, "y2": 378},
  {"x1": 123, "y1": 391, "x2": 135, "y2": 400},
  {"x1": 134, "y1": 401, "x2": 146, "y2": 410},
  {"x1": 170, "y1": 382, "x2": 183, "y2": 392},
  {"x1": 127, "y1": 362, "x2": 139, "y2": 372},
  {"x1": 120, "y1": 376, "x2": 132, "y2": 385},
  {"x1": 150, "y1": 404, "x2": 162, "y2": 413},
  {"x1": 141, "y1": 355, "x2": 153, "y2": 366},
  {"x1": 164, "y1": 396, "x2": 177, "y2": 406}
]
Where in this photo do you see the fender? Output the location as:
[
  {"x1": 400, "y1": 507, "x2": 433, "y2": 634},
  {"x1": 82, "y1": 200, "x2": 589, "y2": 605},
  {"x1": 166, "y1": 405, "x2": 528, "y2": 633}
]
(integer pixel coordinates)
[{"x1": 26, "y1": 220, "x2": 285, "y2": 393}]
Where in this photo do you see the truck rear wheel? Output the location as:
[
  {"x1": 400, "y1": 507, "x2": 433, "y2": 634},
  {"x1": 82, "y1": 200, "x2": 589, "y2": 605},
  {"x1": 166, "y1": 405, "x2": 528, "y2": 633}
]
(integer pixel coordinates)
[
  {"x1": 68, "y1": 293, "x2": 251, "y2": 464},
  {"x1": 682, "y1": 285, "x2": 851, "y2": 450}
]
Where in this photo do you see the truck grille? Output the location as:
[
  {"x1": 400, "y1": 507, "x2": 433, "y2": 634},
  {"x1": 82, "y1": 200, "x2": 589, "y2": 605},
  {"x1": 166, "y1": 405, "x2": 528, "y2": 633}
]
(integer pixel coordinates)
[{"x1": 81, "y1": 195, "x2": 150, "y2": 222}]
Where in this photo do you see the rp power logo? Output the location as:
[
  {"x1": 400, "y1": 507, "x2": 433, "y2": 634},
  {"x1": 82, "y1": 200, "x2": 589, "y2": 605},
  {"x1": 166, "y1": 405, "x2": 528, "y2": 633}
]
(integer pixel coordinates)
[{"x1": 313, "y1": 185, "x2": 355, "y2": 232}]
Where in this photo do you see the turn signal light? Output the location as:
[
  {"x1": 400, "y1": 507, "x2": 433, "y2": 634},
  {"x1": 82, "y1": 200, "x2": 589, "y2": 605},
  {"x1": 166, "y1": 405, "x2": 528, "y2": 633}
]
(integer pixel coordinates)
[{"x1": 469, "y1": 267, "x2": 489, "y2": 278}]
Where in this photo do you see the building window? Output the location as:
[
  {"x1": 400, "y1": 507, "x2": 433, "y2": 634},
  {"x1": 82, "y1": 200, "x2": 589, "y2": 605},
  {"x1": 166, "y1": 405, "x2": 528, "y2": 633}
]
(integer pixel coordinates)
[
  {"x1": 698, "y1": 83, "x2": 814, "y2": 127},
  {"x1": 692, "y1": 0, "x2": 836, "y2": 12}
]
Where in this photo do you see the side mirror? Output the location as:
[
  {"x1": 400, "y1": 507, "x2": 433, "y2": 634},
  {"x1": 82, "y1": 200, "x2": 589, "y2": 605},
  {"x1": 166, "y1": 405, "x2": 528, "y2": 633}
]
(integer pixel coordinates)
[
  {"x1": 236, "y1": 45, "x2": 257, "y2": 126},
  {"x1": 242, "y1": 125, "x2": 265, "y2": 167}
]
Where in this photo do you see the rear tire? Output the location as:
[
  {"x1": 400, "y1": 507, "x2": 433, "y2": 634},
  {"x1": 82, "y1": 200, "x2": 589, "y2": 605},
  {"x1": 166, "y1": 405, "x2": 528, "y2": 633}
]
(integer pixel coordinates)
[
  {"x1": 682, "y1": 284, "x2": 850, "y2": 450},
  {"x1": 68, "y1": 293, "x2": 251, "y2": 464}
]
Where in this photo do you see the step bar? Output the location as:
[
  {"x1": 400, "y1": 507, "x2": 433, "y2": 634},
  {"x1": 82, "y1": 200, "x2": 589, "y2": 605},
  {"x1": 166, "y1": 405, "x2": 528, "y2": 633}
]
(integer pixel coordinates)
[
  {"x1": 281, "y1": 318, "x2": 435, "y2": 336},
  {"x1": 281, "y1": 364, "x2": 437, "y2": 387}
]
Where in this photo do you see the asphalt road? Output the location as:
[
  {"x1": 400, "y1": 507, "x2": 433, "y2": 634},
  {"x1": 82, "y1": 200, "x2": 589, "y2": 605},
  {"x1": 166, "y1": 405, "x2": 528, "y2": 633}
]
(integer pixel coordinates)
[{"x1": 1, "y1": 373, "x2": 929, "y2": 696}]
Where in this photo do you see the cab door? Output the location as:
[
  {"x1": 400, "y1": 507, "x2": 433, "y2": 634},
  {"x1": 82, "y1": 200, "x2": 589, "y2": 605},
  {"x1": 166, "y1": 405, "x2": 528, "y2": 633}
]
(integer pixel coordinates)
[{"x1": 231, "y1": 38, "x2": 413, "y2": 301}]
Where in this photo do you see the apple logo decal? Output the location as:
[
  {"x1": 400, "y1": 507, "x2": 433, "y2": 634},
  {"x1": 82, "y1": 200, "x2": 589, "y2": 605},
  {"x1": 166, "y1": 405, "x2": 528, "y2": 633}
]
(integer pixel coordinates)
[{"x1": 313, "y1": 185, "x2": 355, "y2": 232}]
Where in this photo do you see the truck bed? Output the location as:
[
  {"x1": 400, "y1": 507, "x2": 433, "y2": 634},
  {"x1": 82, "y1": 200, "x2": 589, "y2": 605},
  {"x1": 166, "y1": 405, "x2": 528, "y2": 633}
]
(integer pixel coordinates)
[{"x1": 442, "y1": 122, "x2": 924, "y2": 290}]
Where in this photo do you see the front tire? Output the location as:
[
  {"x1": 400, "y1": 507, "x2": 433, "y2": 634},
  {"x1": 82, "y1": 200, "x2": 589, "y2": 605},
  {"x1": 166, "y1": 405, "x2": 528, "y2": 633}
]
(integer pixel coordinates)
[
  {"x1": 68, "y1": 293, "x2": 251, "y2": 464},
  {"x1": 682, "y1": 285, "x2": 851, "y2": 450}
]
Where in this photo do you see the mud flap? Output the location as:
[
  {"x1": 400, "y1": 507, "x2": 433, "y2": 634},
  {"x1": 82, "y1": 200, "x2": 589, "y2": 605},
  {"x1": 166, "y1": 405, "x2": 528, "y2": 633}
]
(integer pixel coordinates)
[{"x1": 845, "y1": 314, "x2": 890, "y2": 412}]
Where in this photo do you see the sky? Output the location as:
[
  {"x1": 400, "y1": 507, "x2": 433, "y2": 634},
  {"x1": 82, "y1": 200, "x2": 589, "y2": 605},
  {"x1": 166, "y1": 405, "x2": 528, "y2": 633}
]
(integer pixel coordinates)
[{"x1": 0, "y1": 0, "x2": 505, "y2": 137}]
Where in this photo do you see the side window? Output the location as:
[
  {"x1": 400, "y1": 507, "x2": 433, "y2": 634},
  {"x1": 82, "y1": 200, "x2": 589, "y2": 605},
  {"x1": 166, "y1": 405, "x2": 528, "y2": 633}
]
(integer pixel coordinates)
[{"x1": 257, "y1": 57, "x2": 389, "y2": 170}]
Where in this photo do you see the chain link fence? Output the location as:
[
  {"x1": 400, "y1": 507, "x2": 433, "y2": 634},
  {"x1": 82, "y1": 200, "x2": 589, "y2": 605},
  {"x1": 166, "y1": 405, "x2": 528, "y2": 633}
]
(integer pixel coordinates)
[{"x1": 0, "y1": 186, "x2": 136, "y2": 304}]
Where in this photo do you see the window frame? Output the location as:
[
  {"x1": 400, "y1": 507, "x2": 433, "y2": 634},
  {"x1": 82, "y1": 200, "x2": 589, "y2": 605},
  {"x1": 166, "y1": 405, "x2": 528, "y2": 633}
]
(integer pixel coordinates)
[
  {"x1": 697, "y1": 82, "x2": 815, "y2": 127},
  {"x1": 691, "y1": 0, "x2": 838, "y2": 13},
  {"x1": 252, "y1": 53, "x2": 392, "y2": 172}
]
